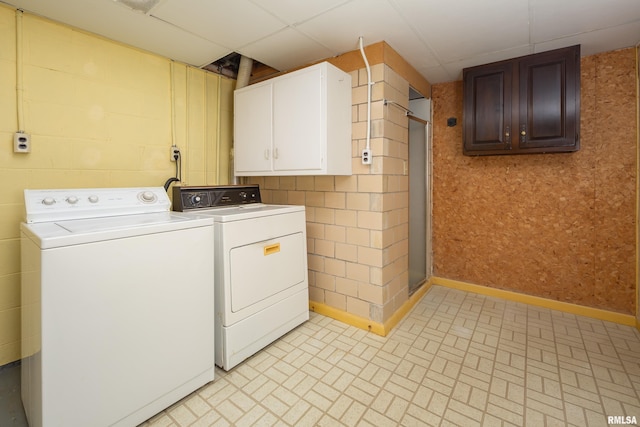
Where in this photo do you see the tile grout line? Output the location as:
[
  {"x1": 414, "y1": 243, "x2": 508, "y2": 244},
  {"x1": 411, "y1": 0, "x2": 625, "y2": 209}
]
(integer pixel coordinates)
[
  {"x1": 355, "y1": 288, "x2": 437, "y2": 426},
  {"x1": 385, "y1": 285, "x2": 451, "y2": 426},
  {"x1": 581, "y1": 318, "x2": 636, "y2": 425},
  {"x1": 558, "y1": 313, "x2": 597, "y2": 427},
  {"x1": 605, "y1": 323, "x2": 640, "y2": 405},
  {"x1": 429, "y1": 287, "x2": 461, "y2": 425},
  {"x1": 481, "y1": 293, "x2": 511, "y2": 427},
  {"x1": 431, "y1": 286, "x2": 480, "y2": 425},
  {"x1": 523, "y1": 302, "x2": 531, "y2": 427},
  {"x1": 548, "y1": 307, "x2": 572, "y2": 426}
]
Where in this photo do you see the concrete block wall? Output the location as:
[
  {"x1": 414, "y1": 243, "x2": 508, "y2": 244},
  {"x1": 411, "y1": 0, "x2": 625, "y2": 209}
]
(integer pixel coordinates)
[{"x1": 250, "y1": 61, "x2": 413, "y2": 327}]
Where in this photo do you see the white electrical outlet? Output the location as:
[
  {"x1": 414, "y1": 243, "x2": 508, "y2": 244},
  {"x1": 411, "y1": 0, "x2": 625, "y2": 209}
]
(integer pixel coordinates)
[
  {"x1": 361, "y1": 148, "x2": 372, "y2": 165},
  {"x1": 14, "y1": 132, "x2": 30, "y2": 153},
  {"x1": 170, "y1": 145, "x2": 180, "y2": 161}
]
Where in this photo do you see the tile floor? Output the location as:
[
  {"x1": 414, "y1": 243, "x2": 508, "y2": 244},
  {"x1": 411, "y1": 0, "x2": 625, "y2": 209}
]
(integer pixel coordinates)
[
  {"x1": 2, "y1": 285, "x2": 640, "y2": 426},
  {"x1": 140, "y1": 285, "x2": 640, "y2": 427}
]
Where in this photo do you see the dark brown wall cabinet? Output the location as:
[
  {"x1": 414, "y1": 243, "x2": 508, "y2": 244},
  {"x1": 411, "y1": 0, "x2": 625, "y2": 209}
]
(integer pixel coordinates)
[{"x1": 463, "y1": 45, "x2": 580, "y2": 156}]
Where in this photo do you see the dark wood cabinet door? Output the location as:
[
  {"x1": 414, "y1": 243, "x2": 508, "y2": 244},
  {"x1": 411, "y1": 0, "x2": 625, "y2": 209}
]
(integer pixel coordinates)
[
  {"x1": 463, "y1": 45, "x2": 580, "y2": 156},
  {"x1": 463, "y1": 61, "x2": 513, "y2": 154},
  {"x1": 518, "y1": 45, "x2": 580, "y2": 152}
]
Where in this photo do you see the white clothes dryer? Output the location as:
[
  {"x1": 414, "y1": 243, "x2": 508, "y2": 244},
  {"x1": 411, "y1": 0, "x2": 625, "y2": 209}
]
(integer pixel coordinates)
[
  {"x1": 173, "y1": 185, "x2": 309, "y2": 370},
  {"x1": 21, "y1": 187, "x2": 216, "y2": 427}
]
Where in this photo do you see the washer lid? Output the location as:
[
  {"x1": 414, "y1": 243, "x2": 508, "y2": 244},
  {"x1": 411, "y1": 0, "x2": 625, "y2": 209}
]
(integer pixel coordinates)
[{"x1": 21, "y1": 212, "x2": 214, "y2": 249}]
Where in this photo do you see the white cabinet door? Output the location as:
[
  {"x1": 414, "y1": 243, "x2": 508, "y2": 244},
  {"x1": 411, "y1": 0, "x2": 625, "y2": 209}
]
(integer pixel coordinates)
[
  {"x1": 234, "y1": 83, "x2": 273, "y2": 173},
  {"x1": 233, "y1": 62, "x2": 351, "y2": 176},
  {"x1": 273, "y1": 67, "x2": 323, "y2": 172}
]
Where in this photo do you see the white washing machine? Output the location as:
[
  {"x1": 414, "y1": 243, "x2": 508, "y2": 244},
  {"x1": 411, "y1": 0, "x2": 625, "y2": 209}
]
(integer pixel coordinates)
[
  {"x1": 21, "y1": 187, "x2": 216, "y2": 427},
  {"x1": 173, "y1": 185, "x2": 309, "y2": 370}
]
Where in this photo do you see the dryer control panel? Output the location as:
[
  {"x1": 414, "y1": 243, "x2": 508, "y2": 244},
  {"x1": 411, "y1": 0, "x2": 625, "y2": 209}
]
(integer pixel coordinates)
[{"x1": 173, "y1": 185, "x2": 262, "y2": 211}]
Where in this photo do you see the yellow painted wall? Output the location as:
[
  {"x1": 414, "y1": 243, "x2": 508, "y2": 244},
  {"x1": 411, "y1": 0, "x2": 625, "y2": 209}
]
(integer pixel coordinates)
[{"x1": 0, "y1": 4, "x2": 233, "y2": 365}]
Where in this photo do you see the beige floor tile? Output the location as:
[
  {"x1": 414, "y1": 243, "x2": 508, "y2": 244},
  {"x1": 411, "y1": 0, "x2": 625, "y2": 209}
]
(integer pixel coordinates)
[{"x1": 140, "y1": 285, "x2": 640, "y2": 426}]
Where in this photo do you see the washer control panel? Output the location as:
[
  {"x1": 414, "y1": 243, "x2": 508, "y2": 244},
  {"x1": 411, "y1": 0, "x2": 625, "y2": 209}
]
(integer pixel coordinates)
[
  {"x1": 24, "y1": 187, "x2": 170, "y2": 223},
  {"x1": 173, "y1": 185, "x2": 262, "y2": 211}
]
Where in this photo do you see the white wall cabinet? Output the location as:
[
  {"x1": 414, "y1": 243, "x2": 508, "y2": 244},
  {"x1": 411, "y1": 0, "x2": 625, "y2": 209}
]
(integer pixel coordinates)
[{"x1": 234, "y1": 62, "x2": 352, "y2": 176}]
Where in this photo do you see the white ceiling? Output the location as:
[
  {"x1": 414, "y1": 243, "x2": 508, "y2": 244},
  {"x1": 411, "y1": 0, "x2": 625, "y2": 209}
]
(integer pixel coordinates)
[{"x1": 2, "y1": 0, "x2": 639, "y2": 86}]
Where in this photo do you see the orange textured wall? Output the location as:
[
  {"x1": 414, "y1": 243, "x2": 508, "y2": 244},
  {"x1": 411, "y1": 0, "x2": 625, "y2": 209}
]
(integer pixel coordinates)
[{"x1": 432, "y1": 48, "x2": 637, "y2": 315}]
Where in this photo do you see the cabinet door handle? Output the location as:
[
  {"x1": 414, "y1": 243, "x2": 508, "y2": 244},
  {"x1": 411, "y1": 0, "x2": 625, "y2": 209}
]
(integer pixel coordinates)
[
  {"x1": 274, "y1": 148, "x2": 279, "y2": 159},
  {"x1": 520, "y1": 125, "x2": 527, "y2": 143},
  {"x1": 505, "y1": 126, "x2": 512, "y2": 149},
  {"x1": 264, "y1": 149, "x2": 270, "y2": 160}
]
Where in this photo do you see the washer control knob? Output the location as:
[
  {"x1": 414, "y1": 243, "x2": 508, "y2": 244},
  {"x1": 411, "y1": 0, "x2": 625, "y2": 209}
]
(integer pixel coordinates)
[
  {"x1": 239, "y1": 191, "x2": 247, "y2": 200},
  {"x1": 88, "y1": 195, "x2": 99, "y2": 204},
  {"x1": 191, "y1": 195, "x2": 202, "y2": 204},
  {"x1": 66, "y1": 196, "x2": 79, "y2": 204},
  {"x1": 140, "y1": 191, "x2": 157, "y2": 203},
  {"x1": 42, "y1": 197, "x2": 55, "y2": 206}
]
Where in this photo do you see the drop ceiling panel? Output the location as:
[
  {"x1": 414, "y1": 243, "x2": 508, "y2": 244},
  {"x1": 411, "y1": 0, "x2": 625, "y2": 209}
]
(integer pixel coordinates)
[
  {"x1": 395, "y1": 0, "x2": 530, "y2": 63},
  {"x1": 151, "y1": 0, "x2": 286, "y2": 48},
  {"x1": 385, "y1": 37, "x2": 440, "y2": 71},
  {"x1": 3, "y1": 0, "x2": 230, "y2": 66},
  {"x1": 530, "y1": 0, "x2": 640, "y2": 42},
  {"x1": 534, "y1": 21, "x2": 640, "y2": 56},
  {"x1": 238, "y1": 28, "x2": 334, "y2": 71},
  {"x1": 441, "y1": 45, "x2": 533, "y2": 80},
  {"x1": 249, "y1": 0, "x2": 351, "y2": 26},
  {"x1": 296, "y1": 0, "x2": 417, "y2": 55},
  {"x1": 417, "y1": 66, "x2": 453, "y2": 88}
]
